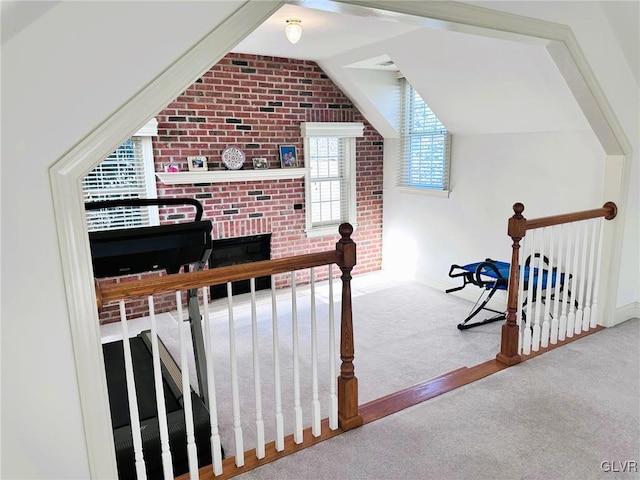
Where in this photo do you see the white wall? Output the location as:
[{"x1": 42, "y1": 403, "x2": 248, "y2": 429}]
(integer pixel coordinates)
[
  {"x1": 470, "y1": 1, "x2": 639, "y2": 311},
  {"x1": 383, "y1": 130, "x2": 606, "y2": 298},
  {"x1": 373, "y1": 0, "x2": 638, "y2": 314}
]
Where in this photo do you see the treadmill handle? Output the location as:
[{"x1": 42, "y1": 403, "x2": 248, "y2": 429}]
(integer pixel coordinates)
[{"x1": 85, "y1": 198, "x2": 204, "y2": 221}]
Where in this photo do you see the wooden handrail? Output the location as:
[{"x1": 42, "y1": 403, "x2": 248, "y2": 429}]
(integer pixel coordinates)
[
  {"x1": 525, "y1": 201, "x2": 617, "y2": 231},
  {"x1": 496, "y1": 201, "x2": 617, "y2": 365},
  {"x1": 97, "y1": 250, "x2": 341, "y2": 305}
]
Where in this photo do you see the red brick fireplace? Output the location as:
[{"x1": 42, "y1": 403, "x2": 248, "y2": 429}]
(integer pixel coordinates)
[{"x1": 97, "y1": 53, "x2": 383, "y2": 323}]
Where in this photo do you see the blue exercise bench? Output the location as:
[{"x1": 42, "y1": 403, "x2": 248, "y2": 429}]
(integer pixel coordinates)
[{"x1": 446, "y1": 256, "x2": 568, "y2": 330}]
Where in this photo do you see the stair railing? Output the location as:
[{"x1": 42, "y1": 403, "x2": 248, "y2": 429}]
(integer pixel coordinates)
[
  {"x1": 95, "y1": 223, "x2": 362, "y2": 479},
  {"x1": 497, "y1": 202, "x2": 617, "y2": 365}
]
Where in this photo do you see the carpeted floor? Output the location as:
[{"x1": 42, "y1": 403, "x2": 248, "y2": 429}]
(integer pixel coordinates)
[{"x1": 235, "y1": 317, "x2": 640, "y2": 480}]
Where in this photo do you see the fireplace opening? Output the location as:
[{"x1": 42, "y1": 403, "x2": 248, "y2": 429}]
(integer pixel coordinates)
[{"x1": 208, "y1": 234, "x2": 271, "y2": 299}]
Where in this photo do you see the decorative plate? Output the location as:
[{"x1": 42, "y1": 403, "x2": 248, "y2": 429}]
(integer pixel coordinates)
[{"x1": 221, "y1": 146, "x2": 245, "y2": 170}]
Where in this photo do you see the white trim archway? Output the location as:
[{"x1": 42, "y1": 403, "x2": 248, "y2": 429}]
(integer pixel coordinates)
[{"x1": 49, "y1": 1, "x2": 631, "y2": 477}]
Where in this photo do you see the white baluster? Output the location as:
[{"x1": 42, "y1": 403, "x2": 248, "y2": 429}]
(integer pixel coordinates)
[
  {"x1": 310, "y1": 268, "x2": 321, "y2": 437},
  {"x1": 226, "y1": 283, "x2": 244, "y2": 467},
  {"x1": 271, "y1": 276, "x2": 285, "y2": 451},
  {"x1": 559, "y1": 222, "x2": 574, "y2": 340},
  {"x1": 328, "y1": 266, "x2": 338, "y2": 430},
  {"x1": 250, "y1": 278, "x2": 266, "y2": 459},
  {"x1": 590, "y1": 218, "x2": 606, "y2": 328},
  {"x1": 148, "y1": 296, "x2": 173, "y2": 480},
  {"x1": 567, "y1": 222, "x2": 581, "y2": 337},
  {"x1": 541, "y1": 226, "x2": 554, "y2": 348},
  {"x1": 291, "y1": 272, "x2": 303, "y2": 444},
  {"x1": 550, "y1": 224, "x2": 565, "y2": 344},
  {"x1": 582, "y1": 219, "x2": 598, "y2": 330},
  {"x1": 575, "y1": 221, "x2": 590, "y2": 333},
  {"x1": 531, "y1": 228, "x2": 546, "y2": 351},
  {"x1": 175, "y1": 292, "x2": 199, "y2": 478},
  {"x1": 523, "y1": 230, "x2": 536, "y2": 355},
  {"x1": 118, "y1": 300, "x2": 147, "y2": 480},
  {"x1": 201, "y1": 287, "x2": 223, "y2": 476}
]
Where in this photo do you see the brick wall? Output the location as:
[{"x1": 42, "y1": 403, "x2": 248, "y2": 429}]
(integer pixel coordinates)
[{"x1": 98, "y1": 53, "x2": 383, "y2": 323}]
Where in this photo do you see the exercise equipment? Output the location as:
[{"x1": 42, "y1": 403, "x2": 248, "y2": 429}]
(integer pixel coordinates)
[
  {"x1": 103, "y1": 332, "x2": 212, "y2": 479},
  {"x1": 87, "y1": 198, "x2": 218, "y2": 479},
  {"x1": 447, "y1": 256, "x2": 569, "y2": 330}
]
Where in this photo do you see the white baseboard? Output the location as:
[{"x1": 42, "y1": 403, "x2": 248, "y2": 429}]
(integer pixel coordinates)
[
  {"x1": 398, "y1": 271, "x2": 638, "y2": 328},
  {"x1": 614, "y1": 302, "x2": 640, "y2": 326}
]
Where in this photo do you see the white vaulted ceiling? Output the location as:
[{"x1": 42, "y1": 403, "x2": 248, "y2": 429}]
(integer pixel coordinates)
[{"x1": 232, "y1": 2, "x2": 593, "y2": 136}]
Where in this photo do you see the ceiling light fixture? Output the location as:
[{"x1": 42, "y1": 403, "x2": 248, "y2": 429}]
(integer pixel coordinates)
[{"x1": 285, "y1": 19, "x2": 302, "y2": 44}]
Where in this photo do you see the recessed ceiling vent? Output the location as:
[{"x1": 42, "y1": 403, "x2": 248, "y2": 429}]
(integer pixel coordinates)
[{"x1": 344, "y1": 54, "x2": 398, "y2": 71}]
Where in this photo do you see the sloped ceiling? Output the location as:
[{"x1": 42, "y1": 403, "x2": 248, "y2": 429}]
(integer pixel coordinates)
[
  {"x1": 232, "y1": 2, "x2": 591, "y2": 136},
  {"x1": 0, "y1": 0, "x2": 61, "y2": 44}
]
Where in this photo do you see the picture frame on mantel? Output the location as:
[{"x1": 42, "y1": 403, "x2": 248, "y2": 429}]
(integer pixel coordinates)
[
  {"x1": 253, "y1": 157, "x2": 268, "y2": 170},
  {"x1": 163, "y1": 163, "x2": 179, "y2": 173},
  {"x1": 279, "y1": 145, "x2": 298, "y2": 168},
  {"x1": 187, "y1": 155, "x2": 208, "y2": 172}
]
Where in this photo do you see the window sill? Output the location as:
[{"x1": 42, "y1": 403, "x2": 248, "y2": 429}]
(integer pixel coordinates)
[
  {"x1": 155, "y1": 168, "x2": 306, "y2": 185},
  {"x1": 397, "y1": 187, "x2": 450, "y2": 198}
]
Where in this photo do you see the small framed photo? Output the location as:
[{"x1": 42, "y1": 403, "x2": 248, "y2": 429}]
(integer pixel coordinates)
[
  {"x1": 187, "y1": 155, "x2": 208, "y2": 172},
  {"x1": 252, "y1": 157, "x2": 268, "y2": 170},
  {"x1": 163, "y1": 163, "x2": 179, "y2": 173},
  {"x1": 279, "y1": 145, "x2": 298, "y2": 168}
]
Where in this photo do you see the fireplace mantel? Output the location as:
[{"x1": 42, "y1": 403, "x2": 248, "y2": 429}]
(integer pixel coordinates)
[{"x1": 156, "y1": 168, "x2": 306, "y2": 185}]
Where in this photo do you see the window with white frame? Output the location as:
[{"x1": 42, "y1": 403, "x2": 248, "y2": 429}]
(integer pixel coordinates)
[
  {"x1": 83, "y1": 119, "x2": 159, "y2": 231},
  {"x1": 399, "y1": 78, "x2": 451, "y2": 194},
  {"x1": 301, "y1": 122, "x2": 363, "y2": 237}
]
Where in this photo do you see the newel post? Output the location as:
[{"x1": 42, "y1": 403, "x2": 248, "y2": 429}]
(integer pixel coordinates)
[
  {"x1": 496, "y1": 203, "x2": 526, "y2": 366},
  {"x1": 335, "y1": 223, "x2": 363, "y2": 430}
]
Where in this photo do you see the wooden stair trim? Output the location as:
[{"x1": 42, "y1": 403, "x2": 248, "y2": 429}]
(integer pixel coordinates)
[
  {"x1": 179, "y1": 418, "x2": 344, "y2": 480},
  {"x1": 360, "y1": 360, "x2": 507, "y2": 424}
]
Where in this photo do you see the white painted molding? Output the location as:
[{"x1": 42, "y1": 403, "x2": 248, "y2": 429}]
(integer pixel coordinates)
[
  {"x1": 300, "y1": 122, "x2": 364, "y2": 137},
  {"x1": 156, "y1": 167, "x2": 306, "y2": 185},
  {"x1": 613, "y1": 302, "x2": 640, "y2": 326},
  {"x1": 397, "y1": 186, "x2": 450, "y2": 198},
  {"x1": 331, "y1": 0, "x2": 565, "y2": 44},
  {"x1": 49, "y1": 172, "x2": 118, "y2": 478},
  {"x1": 134, "y1": 118, "x2": 158, "y2": 137}
]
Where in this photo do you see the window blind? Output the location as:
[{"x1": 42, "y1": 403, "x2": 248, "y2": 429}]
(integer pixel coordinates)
[
  {"x1": 399, "y1": 78, "x2": 451, "y2": 190},
  {"x1": 83, "y1": 137, "x2": 150, "y2": 231},
  {"x1": 301, "y1": 122, "x2": 362, "y2": 236},
  {"x1": 308, "y1": 136, "x2": 349, "y2": 227}
]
